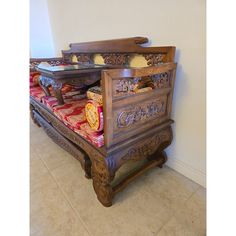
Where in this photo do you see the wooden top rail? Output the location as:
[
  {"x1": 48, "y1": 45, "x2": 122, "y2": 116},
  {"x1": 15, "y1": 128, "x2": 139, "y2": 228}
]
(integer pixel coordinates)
[{"x1": 62, "y1": 37, "x2": 176, "y2": 65}]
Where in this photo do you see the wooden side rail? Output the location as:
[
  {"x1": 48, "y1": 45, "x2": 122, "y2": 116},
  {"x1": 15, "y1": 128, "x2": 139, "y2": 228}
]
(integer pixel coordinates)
[
  {"x1": 112, "y1": 152, "x2": 166, "y2": 195},
  {"x1": 101, "y1": 63, "x2": 177, "y2": 149}
]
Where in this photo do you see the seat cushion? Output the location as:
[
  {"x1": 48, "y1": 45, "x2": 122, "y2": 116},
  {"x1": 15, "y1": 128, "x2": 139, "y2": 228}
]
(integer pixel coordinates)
[
  {"x1": 53, "y1": 99, "x2": 104, "y2": 147},
  {"x1": 30, "y1": 86, "x2": 45, "y2": 102},
  {"x1": 30, "y1": 86, "x2": 104, "y2": 148},
  {"x1": 74, "y1": 122, "x2": 104, "y2": 148},
  {"x1": 53, "y1": 99, "x2": 87, "y2": 119},
  {"x1": 30, "y1": 72, "x2": 40, "y2": 87}
]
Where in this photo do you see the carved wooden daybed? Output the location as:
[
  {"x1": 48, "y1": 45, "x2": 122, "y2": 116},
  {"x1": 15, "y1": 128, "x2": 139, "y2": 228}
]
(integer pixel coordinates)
[{"x1": 30, "y1": 37, "x2": 177, "y2": 207}]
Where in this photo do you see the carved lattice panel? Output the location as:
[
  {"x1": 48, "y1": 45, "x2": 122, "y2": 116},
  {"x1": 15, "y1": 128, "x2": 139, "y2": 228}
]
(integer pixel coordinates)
[{"x1": 112, "y1": 71, "x2": 171, "y2": 98}]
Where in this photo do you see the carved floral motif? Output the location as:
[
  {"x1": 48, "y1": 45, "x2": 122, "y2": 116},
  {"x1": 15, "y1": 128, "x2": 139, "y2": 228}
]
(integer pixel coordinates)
[
  {"x1": 91, "y1": 158, "x2": 114, "y2": 207},
  {"x1": 121, "y1": 128, "x2": 171, "y2": 161},
  {"x1": 76, "y1": 54, "x2": 92, "y2": 64},
  {"x1": 143, "y1": 53, "x2": 165, "y2": 66},
  {"x1": 63, "y1": 53, "x2": 72, "y2": 63},
  {"x1": 114, "y1": 72, "x2": 171, "y2": 97},
  {"x1": 116, "y1": 98, "x2": 166, "y2": 128},
  {"x1": 102, "y1": 53, "x2": 129, "y2": 65},
  {"x1": 152, "y1": 72, "x2": 170, "y2": 88},
  {"x1": 30, "y1": 59, "x2": 63, "y2": 71}
]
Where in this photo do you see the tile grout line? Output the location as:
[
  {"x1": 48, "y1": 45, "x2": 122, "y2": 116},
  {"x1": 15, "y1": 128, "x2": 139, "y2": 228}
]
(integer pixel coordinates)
[
  {"x1": 154, "y1": 216, "x2": 172, "y2": 236},
  {"x1": 154, "y1": 186, "x2": 202, "y2": 236},
  {"x1": 185, "y1": 185, "x2": 202, "y2": 204},
  {"x1": 37, "y1": 156, "x2": 93, "y2": 236}
]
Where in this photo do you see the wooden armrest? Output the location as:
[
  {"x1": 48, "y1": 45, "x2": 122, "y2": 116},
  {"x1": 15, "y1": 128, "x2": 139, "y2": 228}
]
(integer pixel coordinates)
[{"x1": 102, "y1": 63, "x2": 177, "y2": 149}]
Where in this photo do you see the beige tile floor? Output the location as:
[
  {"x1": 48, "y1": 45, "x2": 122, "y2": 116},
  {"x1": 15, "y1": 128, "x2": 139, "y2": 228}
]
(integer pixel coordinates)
[{"x1": 30, "y1": 121, "x2": 206, "y2": 236}]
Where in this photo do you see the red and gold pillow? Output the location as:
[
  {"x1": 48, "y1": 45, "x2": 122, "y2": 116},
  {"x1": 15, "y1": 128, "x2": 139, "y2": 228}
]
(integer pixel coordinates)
[{"x1": 85, "y1": 100, "x2": 103, "y2": 132}]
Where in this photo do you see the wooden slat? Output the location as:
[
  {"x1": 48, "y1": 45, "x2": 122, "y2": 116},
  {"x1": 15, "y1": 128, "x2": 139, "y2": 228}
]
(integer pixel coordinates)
[{"x1": 113, "y1": 157, "x2": 165, "y2": 195}]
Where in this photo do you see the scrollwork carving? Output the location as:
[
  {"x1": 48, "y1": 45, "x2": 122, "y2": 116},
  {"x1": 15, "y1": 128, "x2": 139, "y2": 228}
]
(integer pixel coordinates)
[
  {"x1": 117, "y1": 98, "x2": 166, "y2": 128},
  {"x1": 76, "y1": 54, "x2": 92, "y2": 64},
  {"x1": 143, "y1": 53, "x2": 165, "y2": 66},
  {"x1": 63, "y1": 53, "x2": 72, "y2": 63},
  {"x1": 114, "y1": 72, "x2": 171, "y2": 98},
  {"x1": 91, "y1": 158, "x2": 114, "y2": 207},
  {"x1": 30, "y1": 59, "x2": 63, "y2": 71},
  {"x1": 102, "y1": 53, "x2": 129, "y2": 65},
  {"x1": 121, "y1": 128, "x2": 171, "y2": 161},
  {"x1": 152, "y1": 72, "x2": 170, "y2": 88}
]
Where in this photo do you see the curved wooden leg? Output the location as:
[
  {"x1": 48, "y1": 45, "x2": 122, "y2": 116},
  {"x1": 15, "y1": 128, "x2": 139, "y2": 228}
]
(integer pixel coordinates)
[
  {"x1": 84, "y1": 157, "x2": 92, "y2": 179},
  {"x1": 91, "y1": 159, "x2": 114, "y2": 207},
  {"x1": 156, "y1": 151, "x2": 167, "y2": 168},
  {"x1": 147, "y1": 150, "x2": 167, "y2": 168},
  {"x1": 30, "y1": 104, "x2": 41, "y2": 127}
]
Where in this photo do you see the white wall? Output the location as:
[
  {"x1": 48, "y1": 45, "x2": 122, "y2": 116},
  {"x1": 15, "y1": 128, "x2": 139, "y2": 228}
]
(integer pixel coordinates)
[
  {"x1": 30, "y1": 0, "x2": 55, "y2": 57},
  {"x1": 36, "y1": 0, "x2": 206, "y2": 186}
]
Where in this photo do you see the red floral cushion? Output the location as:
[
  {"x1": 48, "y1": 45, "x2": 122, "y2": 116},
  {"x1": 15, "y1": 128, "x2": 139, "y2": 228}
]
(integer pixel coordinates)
[
  {"x1": 29, "y1": 86, "x2": 45, "y2": 102},
  {"x1": 53, "y1": 99, "x2": 104, "y2": 147},
  {"x1": 79, "y1": 122, "x2": 104, "y2": 147},
  {"x1": 53, "y1": 99, "x2": 87, "y2": 119},
  {"x1": 29, "y1": 82, "x2": 104, "y2": 147},
  {"x1": 73, "y1": 123, "x2": 104, "y2": 148},
  {"x1": 64, "y1": 108, "x2": 87, "y2": 129},
  {"x1": 30, "y1": 72, "x2": 40, "y2": 88}
]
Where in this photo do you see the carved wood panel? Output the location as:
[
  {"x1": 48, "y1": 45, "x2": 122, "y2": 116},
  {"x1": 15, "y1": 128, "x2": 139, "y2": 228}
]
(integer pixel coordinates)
[
  {"x1": 114, "y1": 96, "x2": 167, "y2": 130},
  {"x1": 143, "y1": 53, "x2": 166, "y2": 66},
  {"x1": 30, "y1": 58, "x2": 64, "y2": 71},
  {"x1": 101, "y1": 53, "x2": 129, "y2": 65},
  {"x1": 76, "y1": 54, "x2": 93, "y2": 64},
  {"x1": 113, "y1": 72, "x2": 171, "y2": 98},
  {"x1": 121, "y1": 127, "x2": 172, "y2": 161}
]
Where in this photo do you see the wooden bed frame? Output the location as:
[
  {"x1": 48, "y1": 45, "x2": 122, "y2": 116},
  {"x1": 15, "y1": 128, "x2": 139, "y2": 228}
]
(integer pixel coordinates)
[{"x1": 30, "y1": 37, "x2": 177, "y2": 207}]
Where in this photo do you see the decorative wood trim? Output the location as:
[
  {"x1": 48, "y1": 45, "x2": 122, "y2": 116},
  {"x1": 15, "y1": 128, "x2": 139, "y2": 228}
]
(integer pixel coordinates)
[
  {"x1": 115, "y1": 97, "x2": 167, "y2": 129},
  {"x1": 143, "y1": 53, "x2": 165, "y2": 66},
  {"x1": 121, "y1": 128, "x2": 171, "y2": 161},
  {"x1": 76, "y1": 54, "x2": 93, "y2": 64},
  {"x1": 30, "y1": 57, "x2": 64, "y2": 72},
  {"x1": 62, "y1": 37, "x2": 175, "y2": 57},
  {"x1": 101, "y1": 53, "x2": 129, "y2": 65},
  {"x1": 91, "y1": 156, "x2": 114, "y2": 207}
]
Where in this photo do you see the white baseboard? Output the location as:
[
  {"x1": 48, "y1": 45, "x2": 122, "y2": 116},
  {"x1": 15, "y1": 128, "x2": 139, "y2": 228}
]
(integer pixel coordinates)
[{"x1": 166, "y1": 158, "x2": 206, "y2": 188}]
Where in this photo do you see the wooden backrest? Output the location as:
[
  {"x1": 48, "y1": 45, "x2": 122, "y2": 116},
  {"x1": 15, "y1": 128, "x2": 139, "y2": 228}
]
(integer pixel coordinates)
[
  {"x1": 101, "y1": 63, "x2": 177, "y2": 149},
  {"x1": 61, "y1": 37, "x2": 175, "y2": 66}
]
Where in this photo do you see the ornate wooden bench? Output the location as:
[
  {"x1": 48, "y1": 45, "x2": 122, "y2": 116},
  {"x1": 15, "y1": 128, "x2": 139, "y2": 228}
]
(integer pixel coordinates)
[{"x1": 30, "y1": 37, "x2": 177, "y2": 207}]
